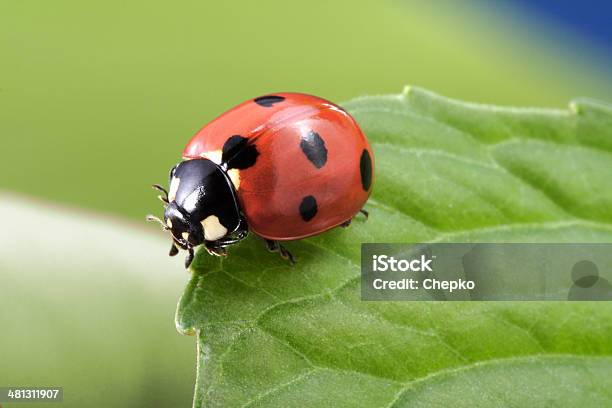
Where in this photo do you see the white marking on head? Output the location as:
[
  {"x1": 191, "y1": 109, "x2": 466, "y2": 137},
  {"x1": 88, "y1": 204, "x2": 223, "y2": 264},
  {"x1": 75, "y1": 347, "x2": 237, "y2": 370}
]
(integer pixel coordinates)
[
  {"x1": 201, "y1": 215, "x2": 228, "y2": 241},
  {"x1": 168, "y1": 176, "x2": 180, "y2": 202},
  {"x1": 201, "y1": 150, "x2": 222, "y2": 165},
  {"x1": 166, "y1": 218, "x2": 173, "y2": 228},
  {"x1": 182, "y1": 232, "x2": 190, "y2": 241},
  {"x1": 227, "y1": 169, "x2": 241, "y2": 190}
]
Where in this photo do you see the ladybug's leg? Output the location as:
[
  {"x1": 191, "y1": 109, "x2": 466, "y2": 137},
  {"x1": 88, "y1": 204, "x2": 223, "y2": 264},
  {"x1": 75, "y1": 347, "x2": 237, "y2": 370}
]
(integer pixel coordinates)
[
  {"x1": 203, "y1": 218, "x2": 248, "y2": 257},
  {"x1": 264, "y1": 240, "x2": 296, "y2": 265},
  {"x1": 340, "y1": 209, "x2": 368, "y2": 230},
  {"x1": 169, "y1": 242, "x2": 179, "y2": 256},
  {"x1": 205, "y1": 241, "x2": 229, "y2": 257},
  {"x1": 207, "y1": 247, "x2": 228, "y2": 257},
  {"x1": 184, "y1": 248, "x2": 195, "y2": 269}
]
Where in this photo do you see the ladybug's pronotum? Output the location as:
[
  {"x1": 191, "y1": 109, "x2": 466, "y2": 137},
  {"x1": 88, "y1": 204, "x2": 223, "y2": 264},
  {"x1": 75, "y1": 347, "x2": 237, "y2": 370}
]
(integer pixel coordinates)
[{"x1": 148, "y1": 93, "x2": 374, "y2": 268}]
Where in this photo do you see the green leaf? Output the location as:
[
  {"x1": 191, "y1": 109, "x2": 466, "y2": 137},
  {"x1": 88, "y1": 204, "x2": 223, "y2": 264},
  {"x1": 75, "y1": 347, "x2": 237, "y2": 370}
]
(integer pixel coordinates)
[{"x1": 176, "y1": 87, "x2": 612, "y2": 407}]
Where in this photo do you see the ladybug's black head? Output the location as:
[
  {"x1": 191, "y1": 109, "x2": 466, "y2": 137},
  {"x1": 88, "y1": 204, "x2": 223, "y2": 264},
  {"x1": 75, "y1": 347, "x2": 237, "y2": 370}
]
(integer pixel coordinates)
[{"x1": 148, "y1": 158, "x2": 248, "y2": 268}]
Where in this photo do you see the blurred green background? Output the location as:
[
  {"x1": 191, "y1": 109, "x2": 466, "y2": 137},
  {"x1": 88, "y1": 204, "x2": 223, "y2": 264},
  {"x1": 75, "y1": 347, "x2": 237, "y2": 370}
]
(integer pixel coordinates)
[
  {"x1": 1, "y1": 0, "x2": 610, "y2": 407},
  {"x1": 1, "y1": 0, "x2": 611, "y2": 220}
]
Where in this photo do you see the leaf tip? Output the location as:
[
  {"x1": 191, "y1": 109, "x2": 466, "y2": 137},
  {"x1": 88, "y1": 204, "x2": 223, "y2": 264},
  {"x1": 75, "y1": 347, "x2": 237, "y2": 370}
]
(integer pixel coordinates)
[
  {"x1": 174, "y1": 271, "x2": 202, "y2": 336},
  {"x1": 175, "y1": 319, "x2": 196, "y2": 336}
]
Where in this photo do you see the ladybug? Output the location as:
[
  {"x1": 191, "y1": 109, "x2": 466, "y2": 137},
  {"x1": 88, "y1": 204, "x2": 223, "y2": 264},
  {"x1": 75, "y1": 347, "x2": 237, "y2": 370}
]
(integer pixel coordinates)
[{"x1": 147, "y1": 93, "x2": 374, "y2": 268}]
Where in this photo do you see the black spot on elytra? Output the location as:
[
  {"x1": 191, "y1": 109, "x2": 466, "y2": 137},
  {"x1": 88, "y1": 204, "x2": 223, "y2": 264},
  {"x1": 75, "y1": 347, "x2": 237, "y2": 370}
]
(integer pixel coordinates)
[
  {"x1": 360, "y1": 149, "x2": 372, "y2": 191},
  {"x1": 254, "y1": 95, "x2": 285, "y2": 107},
  {"x1": 299, "y1": 195, "x2": 318, "y2": 222},
  {"x1": 222, "y1": 135, "x2": 259, "y2": 169},
  {"x1": 300, "y1": 130, "x2": 327, "y2": 169}
]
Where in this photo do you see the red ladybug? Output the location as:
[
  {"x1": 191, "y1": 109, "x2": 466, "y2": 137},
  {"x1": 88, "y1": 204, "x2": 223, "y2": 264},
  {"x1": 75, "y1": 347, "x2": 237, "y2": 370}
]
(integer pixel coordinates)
[{"x1": 148, "y1": 93, "x2": 374, "y2": 268}]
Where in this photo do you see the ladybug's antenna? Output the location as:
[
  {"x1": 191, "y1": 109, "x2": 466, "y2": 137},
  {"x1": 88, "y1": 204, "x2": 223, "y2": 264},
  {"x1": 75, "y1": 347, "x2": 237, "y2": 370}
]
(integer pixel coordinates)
[
  {"x1": 146, "y1": 214, "x2": 169, "y2": 230},
  {"x1": 152, "y1": 184, "x2": 169, "y2": 204}
]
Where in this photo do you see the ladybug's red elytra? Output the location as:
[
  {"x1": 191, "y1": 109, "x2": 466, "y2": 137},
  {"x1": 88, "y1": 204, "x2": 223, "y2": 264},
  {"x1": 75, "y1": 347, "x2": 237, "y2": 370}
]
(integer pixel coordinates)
[{"x1": 147, "y1": 93, "x2": 374, "y2": 268}]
